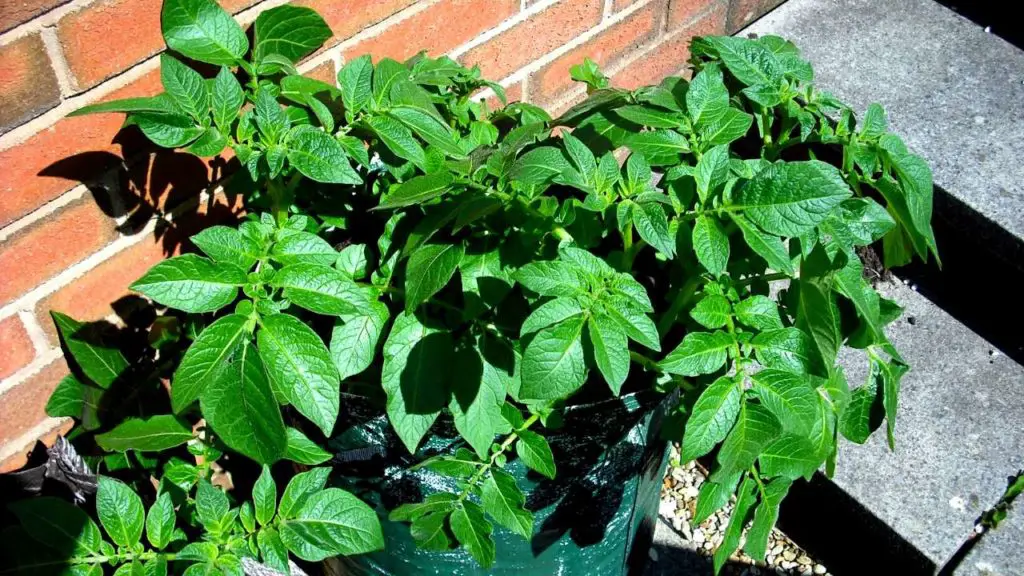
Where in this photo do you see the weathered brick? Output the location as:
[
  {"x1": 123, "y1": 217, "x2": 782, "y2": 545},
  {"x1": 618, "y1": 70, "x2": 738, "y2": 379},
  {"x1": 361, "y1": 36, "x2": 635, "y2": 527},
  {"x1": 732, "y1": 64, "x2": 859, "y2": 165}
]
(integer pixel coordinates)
[
  {"x1": 0, "y1": 0, "x2": 68, "y2": 33},
  {"x1": 0, "y1": 419, "x2": 72, "y2": 473},
  {"x1": 0, "y1": 198, "x2": 118, "y2": 307},
  {"x1": 0, "y1": 315, "x2": 35, "y2": 380},
  {"x1": 484, "y1": 80, "x2": 523, "y2": 111},
  {"x1": 0, "y1": 357, "x2": 67, "y2": 446},
  {"x1": 668, "y1": 0, "x2": 713, "y2": 30},
  {"x1": 725, "y1": 0, "x2": 764, "y2": 32},
  {"x1": 344, "y1": 0, "x2": 518, "y2": 62},
  {"x1": 611, "y1": 0, "x2": 725, "y2": 89},
  {"x1": 295, "y1": 0, "x2": 417, "y2": 49},
  {"x1": 530, "y1": 0, "x2": 666, "y2": 105},
  {"x1": 56, "y1": 0, "x2": 163, "y2": 90},
  {"x1": 460, "y1": 0, "x2": 604, "y2": 81},
  {"x1": 612, "y1": 0, "x2": 641, "y2": 12},
  {"x1": 304, "y1": 60, "x2": 336, "y2": 85},
  {"x1": 0, "y1": 34, "x2": 62, "y2": 132},
  {"x1": 38, "y1": 192, "x2": 242, "y2": 343},
  {"x1": 0, "y1": 68, "x2": 161, "y2": 228}
]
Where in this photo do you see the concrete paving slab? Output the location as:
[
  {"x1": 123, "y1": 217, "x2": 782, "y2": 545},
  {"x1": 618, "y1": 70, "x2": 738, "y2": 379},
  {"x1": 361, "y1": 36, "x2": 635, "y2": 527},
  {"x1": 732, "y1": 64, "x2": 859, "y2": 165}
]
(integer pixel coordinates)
[
  {"x1": 744, "y1": 0, "x2": 1024, "y2": 249},
  {"x1": 956, "y1": 493, "x2": 1024, "y2": 576},
  {"x1": 828, "y1": 279, "x2": 1024, "y2": 567}
]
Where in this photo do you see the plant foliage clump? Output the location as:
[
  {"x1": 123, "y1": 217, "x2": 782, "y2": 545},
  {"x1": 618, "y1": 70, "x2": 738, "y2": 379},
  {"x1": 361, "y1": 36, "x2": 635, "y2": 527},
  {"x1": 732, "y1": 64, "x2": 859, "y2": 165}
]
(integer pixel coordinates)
[{"x1": 0, "y1": 0, "x2": 936, "y2": 574}]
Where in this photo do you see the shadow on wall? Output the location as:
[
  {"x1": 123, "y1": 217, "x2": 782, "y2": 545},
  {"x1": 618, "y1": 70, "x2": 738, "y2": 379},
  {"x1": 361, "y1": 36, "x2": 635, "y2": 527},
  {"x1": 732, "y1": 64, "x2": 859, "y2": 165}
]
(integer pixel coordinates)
[{"x1": 37, "y1": 122, "x2": 243, "y2": 259}]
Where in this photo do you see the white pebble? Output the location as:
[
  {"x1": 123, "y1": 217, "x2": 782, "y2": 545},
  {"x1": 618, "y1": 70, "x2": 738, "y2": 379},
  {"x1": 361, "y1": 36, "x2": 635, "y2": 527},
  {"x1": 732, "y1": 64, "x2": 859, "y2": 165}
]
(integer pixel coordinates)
[
  {"x1": 984, "y1": 26, "x2": 991, "y2": 33},
  {"x1": 814, "y1": 565, "x2": 828, "y2": 575},
  {"x1": 693, "y1": 528, "x2": 706, "y2": 544},
  {"x1": 649, "y1": 547, "x2": 659, "y2": 562},
  {"x1": 949, "y1": 496, "x2": 967, "y2": 512}
]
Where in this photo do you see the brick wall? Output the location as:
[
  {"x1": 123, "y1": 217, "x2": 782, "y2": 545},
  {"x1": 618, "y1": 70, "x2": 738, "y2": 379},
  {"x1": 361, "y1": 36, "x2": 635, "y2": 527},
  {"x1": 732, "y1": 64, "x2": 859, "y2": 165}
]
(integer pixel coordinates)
[{"x1": 0, "y1": 0, "x2": 784, "y2": 470}]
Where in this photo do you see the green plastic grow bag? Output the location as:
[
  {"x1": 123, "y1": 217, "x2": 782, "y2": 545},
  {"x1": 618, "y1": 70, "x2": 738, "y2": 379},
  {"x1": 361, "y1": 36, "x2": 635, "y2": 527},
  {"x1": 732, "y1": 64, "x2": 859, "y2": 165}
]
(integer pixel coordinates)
[{"x1": 326, "y1": 389, "x2": 674, "y2": 576}]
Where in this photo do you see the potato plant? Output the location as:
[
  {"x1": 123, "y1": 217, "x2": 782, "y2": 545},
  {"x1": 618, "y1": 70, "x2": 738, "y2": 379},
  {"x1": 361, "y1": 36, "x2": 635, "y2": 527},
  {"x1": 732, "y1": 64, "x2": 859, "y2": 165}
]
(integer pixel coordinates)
[{"x1": 0, "y1": 0, "x2": 936, "y2": 574}]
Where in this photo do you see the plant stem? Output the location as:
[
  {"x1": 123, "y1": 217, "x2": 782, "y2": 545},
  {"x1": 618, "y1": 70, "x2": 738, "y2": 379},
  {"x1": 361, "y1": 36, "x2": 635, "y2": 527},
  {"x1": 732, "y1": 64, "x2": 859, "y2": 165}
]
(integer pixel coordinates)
[
  {"x1": 749, "y1": 465, "x2": 768, "y2": 501},
  {"x1": 736, "y1": 272, "x2": 789, "y2": 287},
  {"x1": 629, "y1": 350, "x2": 662, "y2": 373},
  {"x1": 267, "y1": 177, "x2": 288, "y2": 227},
  {"x1": 458, "y1": 413, "x2": 540, "y2": 503}
]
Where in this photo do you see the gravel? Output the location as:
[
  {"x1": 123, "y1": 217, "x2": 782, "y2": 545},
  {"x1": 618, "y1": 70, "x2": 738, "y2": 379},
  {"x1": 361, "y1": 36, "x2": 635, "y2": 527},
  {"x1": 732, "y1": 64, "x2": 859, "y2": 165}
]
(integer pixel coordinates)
[{"x1": 657, "y1": 444, "x2": 832, "y2": 576}]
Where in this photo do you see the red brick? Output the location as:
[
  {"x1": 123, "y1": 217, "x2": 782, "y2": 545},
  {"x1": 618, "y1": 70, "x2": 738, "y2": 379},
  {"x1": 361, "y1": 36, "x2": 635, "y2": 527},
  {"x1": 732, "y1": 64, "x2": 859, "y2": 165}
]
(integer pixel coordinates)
[
  {"x1": 667, "y1": 0, "x2": 712, "y2": 30},
  {"x1": 305, "y1": 60, "x2": 336, "y2": 85},
  {"x1": 38, "y1": 192, "x2": 243, "y2": 343},
  {"x1": 0, "y1": 198, "x2": 118, "y2": 307},
  {"x1": 0, "y1": 0, "x2": 68, "y2": 32},
  {"x1": 529, "y1": 0, "x2": 666, "y2": 105},
  {"x1": 0, "y1": 315, "x2": 35, "y2": 380},
  {"x1": 295, "y1": 0, "x2": 416, "y2": 49},
  {"x1": 460, "y1": 0, "x2": 604, "y2": 81},
  {"x1": 611, "y1": 0, "x2": 725, "y2": 89},
  {"x1": 344, "y1": 0, "x2": 517, "y2": 63},
  {"x1": 221, "y1": 0, "x2": 258, "y2": 13},
  {"x1": 0, "y1": 34, "x2": 62, "y2": 132},
  {"x1": 0, "y1": 419, "x2": 72, "y2": 473},
  {"x1": 484, "y1": 80, "x2": 523, "y2": 111},
  {"x1": 56, "y1": 0, "x2": 163, "y2": 90},
  {"x1": 612, "y1": 0, "x2": 641, "y2": 11},
  {"x1": 0, "y1": 68, "x2": 162, "y2": 228},
  {"x1": 0, "y1": 357, "x2": 67, "y2": 446}
]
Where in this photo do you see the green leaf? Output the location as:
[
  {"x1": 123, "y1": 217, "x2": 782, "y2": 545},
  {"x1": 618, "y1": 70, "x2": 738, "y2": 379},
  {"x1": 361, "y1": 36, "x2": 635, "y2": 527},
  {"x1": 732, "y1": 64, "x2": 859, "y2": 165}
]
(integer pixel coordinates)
[
  {"x1": 562, "y1": 132, "x2": 597, "y2": 175},
  {"x1": 751, "y1": 327, "x2": 821, "y2": 376},
  {"x1": 390, "y1": 106, "x2": 465, "y2": 158},
  {"x1": 876, "y1": 356, "x2": 908, "y2": 450},
  {"x1": 405, "y1": 242, "x2": 464, "y2": 312},
  {"x1": 271, "y1": 230, "x2": 337, "y2": 267},
  {"x1": 686, "y1": 64, "x2": 729, "y2": 126},
  {"x1": 632, "y1": 200, "x2": 675, "y2": 258},
  {"x1": 253, "y1": 5, "x2": 331, "y2": 70},
  {"x1": 367, "y1": 114, "x2": 426, "y2": 168},
  {"x1": 509, "y1": 146, "x2": 570, "y2": 185},
  {"x1": 95, "y1": 415, "x2": 193, "y2": 452},
  {"x1": 211, "y1": 67, "x2": 243, "y2": 129},
  {"x1": 287, "y1": 126, "x2": 362, "y2": 184},
  {"x1": 690, "y1": 294, "x2": 731, "y2": 329},
  {"x1": 659, "y1": 330, "x2": 734, "y2": 376},
  {"x1": 375, "y1": 172, "x2": 454, "y2": 210},
  {"x1": 481, "y1": 469, "x2": 533, "y2": 539},
  {"x1": 698, "y1": 107, "x2": 753, "y2": 147},
  {"x1": 731, "y1": 213, "x2": 795, "y2": 274},
  {"x1": 733, "y1": 160, "x2": 852, "y2": 236},
  {"x1": 146, "y1": 493, "x2": 175, "y2": 550},
  {"x1": 692, "y1": 215, "x2": 729, "y2": 276},
  {"x1": 9, "y1": 497, "x2": 103, "y2": 557},
  {"x1": 373, "y1": 58, "x2": 408, "y2": 108},
  {"x1": 521, "y1": 297, "x2": 584, "y2": 336},
  {"x1": 839, "y1": 382, "x2": 885, "y2": 444},
  {"x1": 257, "y1": 528, "x2": 290, "y2": 574},
  {"x1": 130, "y1": 254, "x2": 245, "y2": 313},
  {"x1": 615, "y1": 105, "x2": 683, "y2": 128},
  {"x1": 161, "y1": 0, "x2": 248, "y2": 65},
  {"x1": 191, "y1": 225, "x2": 259, "y2": 270},
  {"x1": 381, "y1": 312, "x2": 453, "y2": 453},
  {"x1": 160, "y1": 54, "x2": 208, "y2": 121},
  {"x1": 389, "y1": 493, "x2": 459, "y2": 522},
  {"x1": 515, "y1": 429, "x2": 556, "y2": 479},
  {"x1": 704, "y1": 36, "x2": 784, "y2": 87},
  {"x1": 750, "y1": 369, "x2": 820, "y2": 435},
  {"x1": 713, "y1": 476, "x2": 759, "y2": 574},
  {"x1": 514, "y1": 260, "x2": 586, "y2": 298},
  {"x1": 450, "y1": 501, "x2": 496, "y2": 568},
  {"x1": 254, "y1": 465, "x2": 277, "y2": 527},
  {"x1": 693, "y1": 476, "x2": 738, "y2": 525},
  {"x1": 588, "y1": 314, "x2": 629, "y2": 395},
  {"x1": 888, "y1": 152, "x2": 938, "y2": 260},
  {"x1": 450, "y1": 345, "x2": 508, "y2": 459},
  {"x1": 69, "y1": 94, "x2": 180, "y2": 117},
  {"x1": 624, "y1": 130, "x2": 690, "y2": 166},
  {"x1": 410, "y1": 511, "x2": 451, "y2": 551},
  {"x1": 860, "y1": 103, "x2": 887, "y2": 139},
  {"x1": 45, "y1": 374, "x2": 101, "y2": 428},
  {"x1": 279, "y1": 488, "x2": 384, "y2": 560},
  {"x1": 330, "y1": 300, "x2": 389, "y2": 380},
  {"x1": 795, "y1": 279, "x2": 841, "y2": 370},
  {"x1": 338, "y1": 55, "x2": 373, "y2": 117},
  {"x1": 51, "y1": 312, "x2": 128, "y2": 389},
  {"x1": 200, "y1": 340, "x2": 287, "y2": 464},
  {"x1": 520, "y1": 315, "x2": 586, "y2": 401},
  {"x1": 279, "y1": 467, "x2": 331, "y2": 520},
  {"x1": 172, "y1": 313, "x2": 249, "y2": 412},
  {"x1": 134, "y1": 112, "x2": 204, "y2": 148},
  {"x1": 254, "y1": 88, "x2": 289, "y2": 144},
  {"x1": 759, "y1": 434, "x2": 821, "y2": 480},
  {"x1": 598, "y1": 299, "x2": 660, "y2": 352},
  {"x1": 97, "y1": 476, "x2": 145, "y2": 547},
  {"x1": 195, "y1": 480, "x2": 229, "y2": 530},
  {"x1": 681, "y1": 376, "x2": 742, "y2": 462},
  {"x1": 715, "y1": 401, "x2": 781, "y2": 480},
  {"x1": 284, "y1": 427, "x2": 333, "y2": 465},
  {"x1": 695, "y1": 145, "x2": 730, "y2": 203},
  {"x1": 258, "y1": 313, "x2": 340, "y2": 436},
  {"x1": 734, "y1": 295, "x2": 784, "y2": 331},
  {"x1": 272, "y1": 263, "x2": 369, "y2": 316},
  {"x1": 744, "y1": 478, "x2": 792, "y2": 561}
]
